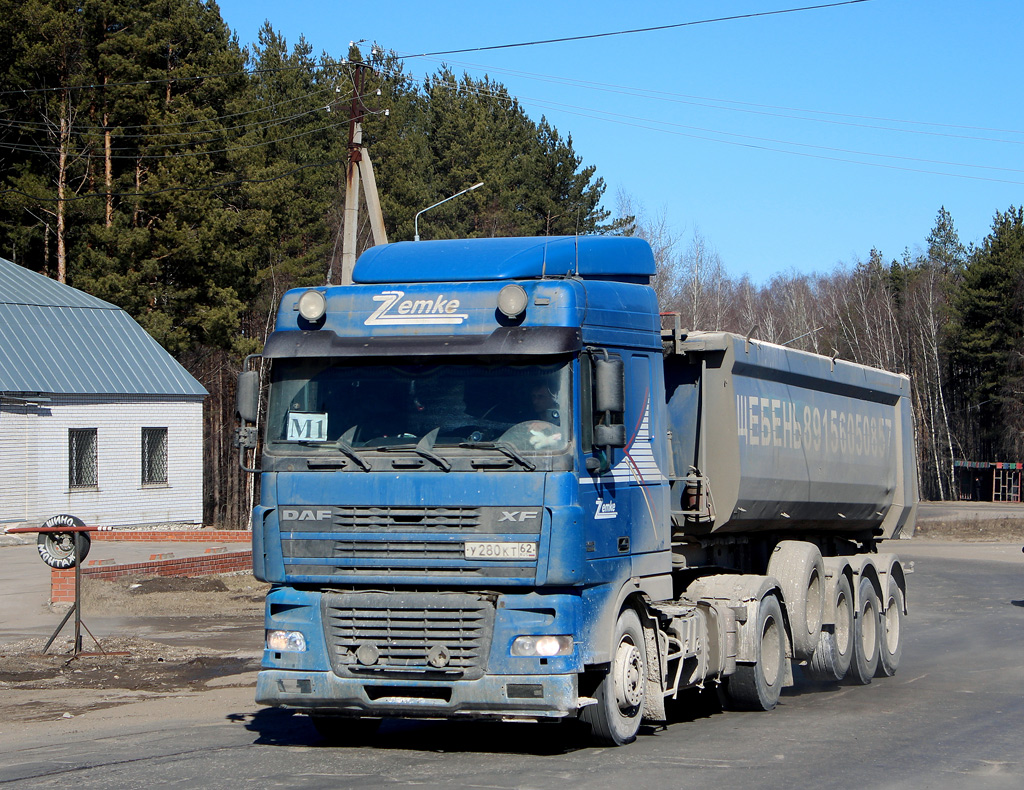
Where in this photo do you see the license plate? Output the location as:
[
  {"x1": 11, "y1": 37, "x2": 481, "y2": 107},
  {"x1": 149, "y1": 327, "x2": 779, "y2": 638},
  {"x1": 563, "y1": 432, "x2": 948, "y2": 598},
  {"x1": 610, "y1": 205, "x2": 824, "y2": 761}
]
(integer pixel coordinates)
[{"x1": 464, "y1": 541, "x2": 537, "y2": 560}]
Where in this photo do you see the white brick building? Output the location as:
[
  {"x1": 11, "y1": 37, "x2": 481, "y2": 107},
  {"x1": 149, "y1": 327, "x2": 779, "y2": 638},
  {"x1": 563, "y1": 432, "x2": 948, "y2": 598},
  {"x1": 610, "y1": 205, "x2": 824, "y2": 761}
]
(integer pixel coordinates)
[{"x1": 0, "y1": 259, "x2": 206, "y2": 528}]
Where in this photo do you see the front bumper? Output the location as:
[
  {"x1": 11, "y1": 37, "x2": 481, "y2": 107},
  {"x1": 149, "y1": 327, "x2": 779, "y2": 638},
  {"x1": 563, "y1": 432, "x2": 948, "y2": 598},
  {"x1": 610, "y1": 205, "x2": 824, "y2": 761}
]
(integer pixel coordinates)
[{"x1": 256, "y1": 669, "x2": 578, "y2": 720}]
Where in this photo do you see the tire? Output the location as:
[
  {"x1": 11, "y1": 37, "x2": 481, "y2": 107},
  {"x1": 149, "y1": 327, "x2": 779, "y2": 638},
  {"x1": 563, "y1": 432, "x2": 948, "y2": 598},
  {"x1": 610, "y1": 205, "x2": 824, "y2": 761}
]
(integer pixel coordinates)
[
  {"x1": 581, "y1": 607, "x2": 646, "y2": 746},
  {"x1": 848, "y1": 576, "x2": 881, "y2": 685},
  {"x1": 876, "y1": 577, "x2": 905, "y2": 677},
  {"x1": 36, "y1": 532, "x2": 91, "y2": 569},
  {"x1": 767, "y1": 541, "x2": 825, "y2": 660},
  {"x1": 310, "y1": 715, "x2": 381, "y2": 744},
  {"x1": 725, "y1": 594, "x2": 786, "y2": 711},
  {"x1": 806, "y1": 572, "x2": 854, "y2": 682}
]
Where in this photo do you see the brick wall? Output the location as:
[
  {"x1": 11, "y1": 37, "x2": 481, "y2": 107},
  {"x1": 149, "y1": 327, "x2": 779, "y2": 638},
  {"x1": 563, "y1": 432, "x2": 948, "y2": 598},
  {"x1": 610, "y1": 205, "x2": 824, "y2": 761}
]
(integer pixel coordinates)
[{"x1": 50, "y1": 550, "x2": 253, "y2": 603}]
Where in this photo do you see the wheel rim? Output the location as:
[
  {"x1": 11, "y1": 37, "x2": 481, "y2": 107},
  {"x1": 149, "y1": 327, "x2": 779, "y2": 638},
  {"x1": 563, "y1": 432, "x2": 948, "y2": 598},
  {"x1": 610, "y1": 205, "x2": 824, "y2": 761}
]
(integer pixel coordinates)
[
  {"x1": 47, "y1": 533, "x2": 75, "y2": 560},
  {"x1": 835, "y1": 591, "x2": 851, "y2": 656},
  {"x1": 860, "y1": 598, "x2": 878, "y2": 660},
  {"x1": 760, "y1": 615, "x2": 781, "y2": 687},
  {"x1": 613, "y1": 637, "x2": 644, "y2": 712},
  {"x1": 884, "y1": 594, "x2": 901, "y2": 653},
  {"x1": 806, "y1": 569, "x2": 823, "y2": 636}
]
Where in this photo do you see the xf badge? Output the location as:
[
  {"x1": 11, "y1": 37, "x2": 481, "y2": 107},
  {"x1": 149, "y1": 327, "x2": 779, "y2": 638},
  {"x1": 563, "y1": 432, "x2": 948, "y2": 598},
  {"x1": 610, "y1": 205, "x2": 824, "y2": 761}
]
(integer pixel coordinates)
[{"x1": 499, "y1": 510, "x2": 540, "y2": 522}]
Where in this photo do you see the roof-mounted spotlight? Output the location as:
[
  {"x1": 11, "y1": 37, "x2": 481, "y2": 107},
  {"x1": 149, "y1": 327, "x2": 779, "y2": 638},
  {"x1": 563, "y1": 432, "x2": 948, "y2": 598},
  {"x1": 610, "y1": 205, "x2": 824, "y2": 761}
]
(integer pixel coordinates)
[
  {"x1": 297, "y1": 289, "x2": 327, "y2": 323},
  {"x1": 497, "y1": 284, "x2": 528, "y2": 319}
]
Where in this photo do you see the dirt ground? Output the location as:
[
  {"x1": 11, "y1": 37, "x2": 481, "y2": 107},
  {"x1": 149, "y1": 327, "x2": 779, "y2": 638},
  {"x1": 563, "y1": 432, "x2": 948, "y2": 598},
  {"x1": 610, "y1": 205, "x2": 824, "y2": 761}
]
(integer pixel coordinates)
[
  {"x1": 912, "y1": 516, "x2": 1024, "y2": 541},
  {"x1": 0, "y1": 573, "x2": 268, "y2": 722}
]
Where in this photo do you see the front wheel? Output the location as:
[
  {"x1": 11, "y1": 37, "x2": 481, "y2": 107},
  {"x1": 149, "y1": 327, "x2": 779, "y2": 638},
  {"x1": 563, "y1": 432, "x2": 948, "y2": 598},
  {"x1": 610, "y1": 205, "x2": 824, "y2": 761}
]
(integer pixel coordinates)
[
  {"x1": 725, "y1": 594, "x2": 786, "y2": 711},
  {"x1": 581, "y1": 607, "x2": 647, "y2": 746}
]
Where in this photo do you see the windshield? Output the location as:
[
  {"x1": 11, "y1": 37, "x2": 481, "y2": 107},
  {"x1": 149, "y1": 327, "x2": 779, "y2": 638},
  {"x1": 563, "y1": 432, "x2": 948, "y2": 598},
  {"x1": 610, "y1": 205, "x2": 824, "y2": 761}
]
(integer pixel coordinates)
[{"x1": 265, "y1": 358, "x2": 571, "y2": 456}]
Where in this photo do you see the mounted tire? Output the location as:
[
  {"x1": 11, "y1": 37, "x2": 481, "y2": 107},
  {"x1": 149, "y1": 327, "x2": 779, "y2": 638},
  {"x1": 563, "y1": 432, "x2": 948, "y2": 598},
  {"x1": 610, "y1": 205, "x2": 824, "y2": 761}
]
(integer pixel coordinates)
[
  {"x1": 725, "y1": 594, "x2": 786, "y2": 711},
  {"x1": 848, "y1": 575, "x2": 881, "y2": 685},
  {"x1": 36, "y1": 531, "x2": 91, "y2": 569},
  {"x1": 805, "y1": 572, "x2": 854, "y2": 682},
  {"x1": 582, "y1": 607, "x2": 647, "y2": 746},
  {"x1": 310, "y1": 715, "x2": 381, "y2": 744},
  {"x1": 876, "y1": 576, "x2": 905, "y2": 677},
  {"x1": 767, "y1": 541, "x2": 825, "y2": 660}
]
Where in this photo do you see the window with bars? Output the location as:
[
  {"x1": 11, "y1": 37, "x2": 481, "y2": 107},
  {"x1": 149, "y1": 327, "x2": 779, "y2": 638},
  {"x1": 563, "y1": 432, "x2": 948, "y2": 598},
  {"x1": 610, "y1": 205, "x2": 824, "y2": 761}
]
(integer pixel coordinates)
[
  {"x1": 142, "y1": 427, "x2": 168, "y2": 485},
  {"x1": 69, "y1": 429, "x2": 98, "y2": 489}
]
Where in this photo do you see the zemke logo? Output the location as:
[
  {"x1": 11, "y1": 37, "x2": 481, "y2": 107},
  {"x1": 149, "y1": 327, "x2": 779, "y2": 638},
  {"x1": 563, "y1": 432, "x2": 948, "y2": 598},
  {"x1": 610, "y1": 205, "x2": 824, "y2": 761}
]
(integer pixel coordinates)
[{"x1": 365, "y1": 290, "x2": 469, "y2": 326}]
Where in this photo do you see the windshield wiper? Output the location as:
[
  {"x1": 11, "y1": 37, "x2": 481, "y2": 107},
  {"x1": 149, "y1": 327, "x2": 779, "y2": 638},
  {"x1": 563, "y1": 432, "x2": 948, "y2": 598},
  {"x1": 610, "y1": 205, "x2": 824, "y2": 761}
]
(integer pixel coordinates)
[
  {"x1": 334, "y1": 426, "x2": 371, "y2": 472},
  {"x1": 377, "y1": 427, "x2": 452, "y2": 472},
  {"x1": 459, "y1": 441, "x2": 536, "y2": 471}
]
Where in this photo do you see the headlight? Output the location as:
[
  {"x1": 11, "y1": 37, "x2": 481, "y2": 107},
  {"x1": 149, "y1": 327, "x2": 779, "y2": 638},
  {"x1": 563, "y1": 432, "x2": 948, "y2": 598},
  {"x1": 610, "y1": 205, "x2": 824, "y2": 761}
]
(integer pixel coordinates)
[
  {"x1": 497, "y1": 284, "x2": 528, "y2": 319},
  {"x1": 297, "y1": 289, "x2": 327, "y2": 322},
  {"x1": 267, "y1": 629, "x2": 307, "y2": 652},
  {"x1": 511, "y1": 635, "x2": 573, "y2": 657}
]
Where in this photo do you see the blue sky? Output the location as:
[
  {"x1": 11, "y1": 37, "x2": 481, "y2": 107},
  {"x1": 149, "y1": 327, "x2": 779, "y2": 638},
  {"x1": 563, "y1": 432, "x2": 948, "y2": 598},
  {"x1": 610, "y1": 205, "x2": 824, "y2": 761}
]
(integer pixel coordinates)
[{"x1": 215, "y1": 0, "x2": 1024, "y2": 283}]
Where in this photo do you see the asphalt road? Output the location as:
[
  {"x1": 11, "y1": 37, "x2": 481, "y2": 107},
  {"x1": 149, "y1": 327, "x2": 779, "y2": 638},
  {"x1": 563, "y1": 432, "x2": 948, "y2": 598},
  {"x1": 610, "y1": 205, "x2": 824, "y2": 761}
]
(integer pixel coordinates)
[{"x1": 1, "y1": 541, "x2": 1022, "y2": 790}]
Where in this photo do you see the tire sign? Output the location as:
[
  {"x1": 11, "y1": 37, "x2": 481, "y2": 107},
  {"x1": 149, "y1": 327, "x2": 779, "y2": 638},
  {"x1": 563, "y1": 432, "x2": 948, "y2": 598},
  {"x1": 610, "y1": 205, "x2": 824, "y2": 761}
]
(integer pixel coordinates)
[{"x1": 36, "y1": 514, "x2": 87, "y2": 569}]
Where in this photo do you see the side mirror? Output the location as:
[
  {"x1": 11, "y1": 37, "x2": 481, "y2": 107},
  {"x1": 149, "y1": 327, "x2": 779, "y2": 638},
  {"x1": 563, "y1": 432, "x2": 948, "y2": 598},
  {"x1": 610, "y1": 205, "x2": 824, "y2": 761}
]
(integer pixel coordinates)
[
  {"x1": 594, "y1": 423, "x2": 626, "y2": 449},
  {"x1": 593, "y1": 357, "x2": 624, "y2": 413},
  {"x1": 236, "y1": 370, "x2": 260, "y2": 424}
]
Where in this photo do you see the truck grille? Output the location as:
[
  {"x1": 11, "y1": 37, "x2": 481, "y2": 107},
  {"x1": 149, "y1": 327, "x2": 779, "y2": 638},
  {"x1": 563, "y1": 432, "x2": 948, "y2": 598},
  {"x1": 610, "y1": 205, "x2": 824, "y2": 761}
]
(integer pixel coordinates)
[
  {"x1": 280, "y1": 505, "x2": 542, "y2": 582},
  {"x1": 321, "y1": 592, "x2": 494, "y2": 680},
  {"x1": 290, "y1": 506, "x2": 484, "y2": 532}
]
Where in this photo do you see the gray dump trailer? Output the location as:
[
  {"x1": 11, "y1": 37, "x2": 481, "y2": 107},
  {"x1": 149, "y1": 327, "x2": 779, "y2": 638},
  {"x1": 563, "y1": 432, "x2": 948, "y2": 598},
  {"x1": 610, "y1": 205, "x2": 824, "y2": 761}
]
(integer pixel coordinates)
[
  {"x1": 666, "y1": 330, "x2": 916, "y2": 539},
  {"x1": 653, "y1": 327, "x2": 916, "y2": 718}
]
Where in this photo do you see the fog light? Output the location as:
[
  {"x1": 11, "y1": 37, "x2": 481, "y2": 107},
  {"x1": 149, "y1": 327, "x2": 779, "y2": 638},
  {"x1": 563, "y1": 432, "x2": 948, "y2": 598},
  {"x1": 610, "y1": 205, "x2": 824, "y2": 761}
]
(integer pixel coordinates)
[
  {"x1": 267, "y1": 629, "x2": 307, "y2": 652},
  {"x1": 297, "y1": 289, "x2": 327, "y2": 322},
  {"x1": 497, "y1": 284, "x2": 528, "y2": 318},
  {"x1": 511, "y1": 635, "x2": 573, "y2": 657}
]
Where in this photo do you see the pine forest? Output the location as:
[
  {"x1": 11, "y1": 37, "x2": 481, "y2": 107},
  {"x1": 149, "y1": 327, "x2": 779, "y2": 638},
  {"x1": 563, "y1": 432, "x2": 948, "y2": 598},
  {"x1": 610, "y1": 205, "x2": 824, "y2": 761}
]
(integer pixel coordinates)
[{"x1": 2, "y1": 1, "x2": 1023, "y2": 526}]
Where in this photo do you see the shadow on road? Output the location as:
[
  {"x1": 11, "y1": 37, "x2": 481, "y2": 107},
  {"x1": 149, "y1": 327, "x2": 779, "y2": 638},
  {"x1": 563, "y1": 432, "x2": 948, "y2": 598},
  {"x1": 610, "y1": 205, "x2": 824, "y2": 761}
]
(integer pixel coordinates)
[
  {"x1": 234, "y1": 707, "x2": 593, "y2": 754},
  {"x1": 233, "y1": 688, "x2": 741, "y2": 755}
]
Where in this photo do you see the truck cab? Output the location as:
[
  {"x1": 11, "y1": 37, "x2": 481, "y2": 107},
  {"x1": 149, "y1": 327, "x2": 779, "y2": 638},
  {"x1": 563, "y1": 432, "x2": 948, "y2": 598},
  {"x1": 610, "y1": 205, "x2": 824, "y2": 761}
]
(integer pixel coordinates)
[{"x1": 245, "y1": 236, "x2": 672, "y2": 740}]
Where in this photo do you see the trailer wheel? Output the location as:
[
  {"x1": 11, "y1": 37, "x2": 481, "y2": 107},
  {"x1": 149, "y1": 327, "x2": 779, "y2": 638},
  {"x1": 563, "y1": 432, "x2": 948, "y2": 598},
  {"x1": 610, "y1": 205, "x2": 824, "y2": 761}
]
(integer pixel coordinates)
[
  {"x1": 876, "y1": 577, "x2": 905, "y2": 677},
  {"x1": 767, "y1": 541, "x2": 825, "y2": 660},
  {"x1": 848, "y1": 576, "x2": 881, "y2": 685},
  {"x1": 36, "y1": 532, "x2": 91, "y2": 569},
  {"x1": 582, "y1": 607, "x2": 646, "y2": 746},
  {"x1": 805, "y1": 573, "x2": 854, "y2": 682},
  {"x1": 725, "y1": 594, "x2": 785, "y2": 711},
  {"x1": 310, "y1": 715, "x2": 381, "y2": 744}
]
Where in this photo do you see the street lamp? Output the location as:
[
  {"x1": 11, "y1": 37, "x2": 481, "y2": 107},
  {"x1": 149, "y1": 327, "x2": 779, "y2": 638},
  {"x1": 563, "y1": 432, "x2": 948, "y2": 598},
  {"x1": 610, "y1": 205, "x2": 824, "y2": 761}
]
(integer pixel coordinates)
[{"x1": 414, "y1": 182, "x2": 484, "y2": 241}]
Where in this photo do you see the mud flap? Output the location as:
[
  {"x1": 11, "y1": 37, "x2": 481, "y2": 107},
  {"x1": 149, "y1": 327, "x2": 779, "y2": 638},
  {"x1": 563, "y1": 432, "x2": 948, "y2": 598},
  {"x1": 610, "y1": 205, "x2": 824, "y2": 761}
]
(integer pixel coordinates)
[{"x1": 639, "y1": 607, "x2": 667, "y2": 723}]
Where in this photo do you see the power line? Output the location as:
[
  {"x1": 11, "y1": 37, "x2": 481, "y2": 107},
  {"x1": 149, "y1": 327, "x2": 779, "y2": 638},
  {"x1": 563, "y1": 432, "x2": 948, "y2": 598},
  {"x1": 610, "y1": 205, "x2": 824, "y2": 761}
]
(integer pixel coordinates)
[
  {"x1": 0, "y1": 95, "x2": 349, "y2": 152},
  {"x1": 0, "y1": 157, "x2": 346, "y2": 203},
  {"x1": 0, "y1": 84, "x2": 344, "y2": 136},
  {"x1": 0, "y1": 64, "x2": 318, "y2": 97},
  {"x1": 398, "y1": 1, "x2": 877, "y2": 58},
  {"x1": 419, "y1": 56, "x2": 1024, "y2": 140},
  {"x1": 528, "y1": 100, "x2": 1024, "y2": 187},
  {"x1": 0, "y1": 118, "x2": 348, "y2": 160},
  {"x1": 419, "y1": 76, "x2": 1024, "y2": 184}
]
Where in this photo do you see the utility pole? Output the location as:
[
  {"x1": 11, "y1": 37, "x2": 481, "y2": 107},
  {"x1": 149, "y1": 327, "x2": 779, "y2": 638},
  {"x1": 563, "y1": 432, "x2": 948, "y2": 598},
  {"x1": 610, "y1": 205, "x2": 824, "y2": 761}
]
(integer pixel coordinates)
[{"x1": 338, "y1": 59, "x2": 388, "y2": 286}]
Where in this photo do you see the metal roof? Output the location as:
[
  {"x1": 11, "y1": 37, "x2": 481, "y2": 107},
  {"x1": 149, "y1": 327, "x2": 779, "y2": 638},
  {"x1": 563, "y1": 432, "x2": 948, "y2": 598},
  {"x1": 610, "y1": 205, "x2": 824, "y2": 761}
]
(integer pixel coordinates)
[{"x1": 0, "y1": 258, "x2": 207, "y2": 397}]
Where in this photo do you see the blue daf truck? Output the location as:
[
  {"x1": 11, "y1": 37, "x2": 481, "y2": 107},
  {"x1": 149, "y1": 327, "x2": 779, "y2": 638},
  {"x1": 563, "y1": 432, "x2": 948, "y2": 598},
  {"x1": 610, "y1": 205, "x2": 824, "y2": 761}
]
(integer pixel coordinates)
[{"x1": 235, "y1": 235, "x2": 917, "y2": 745}]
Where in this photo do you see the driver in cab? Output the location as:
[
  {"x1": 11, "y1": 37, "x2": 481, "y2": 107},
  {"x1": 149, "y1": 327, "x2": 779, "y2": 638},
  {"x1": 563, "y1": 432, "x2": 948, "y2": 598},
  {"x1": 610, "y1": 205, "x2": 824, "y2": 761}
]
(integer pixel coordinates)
[{"x1": 528, "y1": 383, "x2": 563, "y2": 450}]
